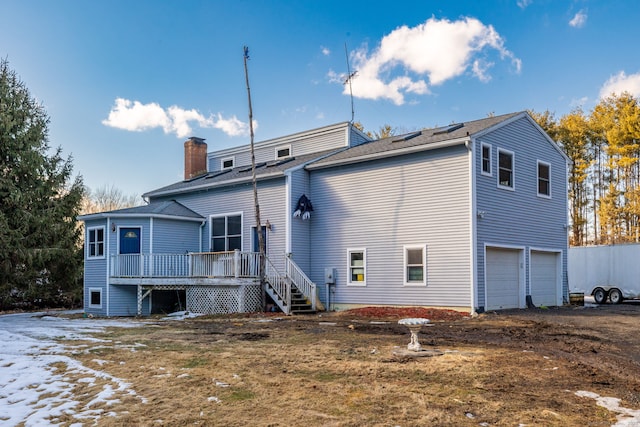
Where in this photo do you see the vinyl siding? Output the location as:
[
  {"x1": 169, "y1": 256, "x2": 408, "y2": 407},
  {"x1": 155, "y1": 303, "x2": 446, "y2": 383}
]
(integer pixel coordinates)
[
  {"x1": 153, "y1": 178, "x2": 288, "y2": 270},
  {"x1": 109, "y1": 285, "x2": 143, "y2": 317},
  {"x1": 83, "y1": 219, "x2": 108, "y2": 316},
  {"x1": 349, "y1": 127, "x2": 370, "y2": 147},
  {"x1": 475, "y1": 116, "x2": 569, "y2": 308},
  {"x1": 309, "y1": 145, "x2": 472, "y2": 308},
  {"x1": 110, "y1": 218, "x2": 152, "y2": 257},
  {"x1": 107, "y1": 218, "x2": 151, "y2": 316},
  {"x1": 289, "y1": 168, "x2": 311, "y2": 272},
  {"x1": 152, "y1": 218, "x2": 201, "y2": 253}
]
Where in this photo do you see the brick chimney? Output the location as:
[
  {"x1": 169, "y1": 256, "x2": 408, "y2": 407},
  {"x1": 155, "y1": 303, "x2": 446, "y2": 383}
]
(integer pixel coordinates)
[{"x1": 184, "y1": 137, "x2": 207, "y2": 180}]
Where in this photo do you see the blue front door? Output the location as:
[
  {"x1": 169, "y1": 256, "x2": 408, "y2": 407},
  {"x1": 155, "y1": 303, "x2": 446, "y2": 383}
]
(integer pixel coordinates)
[{"x1": 119, "y1": 228, "x2": 141, "y2": 254}]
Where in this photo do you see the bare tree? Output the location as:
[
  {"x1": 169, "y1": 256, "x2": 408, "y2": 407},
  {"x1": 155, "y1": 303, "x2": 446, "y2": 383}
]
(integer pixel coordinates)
[{"x1": 82, "y1": 184, "x2": 141, "y2": 214}]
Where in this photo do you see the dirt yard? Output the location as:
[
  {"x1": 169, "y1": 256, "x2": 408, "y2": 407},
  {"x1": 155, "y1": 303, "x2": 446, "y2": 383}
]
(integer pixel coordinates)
[{"x1": 56, "y1": 302, "x2": 640, "y2": 426}]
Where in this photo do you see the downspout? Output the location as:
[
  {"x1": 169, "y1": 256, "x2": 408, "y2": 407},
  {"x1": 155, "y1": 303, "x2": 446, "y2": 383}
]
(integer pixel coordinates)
[
  {"x1": 149, "y1": 217, "x2": 154, "y2": 255},
  {"x1": 285, "y1": 171, "x2": 292, "y2": 254},
  {"x1": 199, "y1": 219, "x2": 206, "y2": 252},
  {"x1": 149, "y1": 218, "x2": 154, "y2": 283},
  {"x1": 106, "y1": 216, "x2": 111, "y2": 317},
  {"x1": 466, "y1": 139, "x2": 478, "y2": 315}
]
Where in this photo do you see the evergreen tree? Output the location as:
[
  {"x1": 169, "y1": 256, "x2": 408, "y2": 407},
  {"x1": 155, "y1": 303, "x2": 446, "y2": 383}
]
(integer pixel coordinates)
[{"x1": 0, "y1": 59, "x2": 84, "y2": 310}]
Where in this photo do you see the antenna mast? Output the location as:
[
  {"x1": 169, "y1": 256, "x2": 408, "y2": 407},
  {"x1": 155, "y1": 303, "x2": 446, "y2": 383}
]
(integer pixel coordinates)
[
  {"x1": 344, "y1": 43, "x2": 357, "y2": 123},
  {"x1": 243, "y1": 45, "x2": 266, "y2": 309}
]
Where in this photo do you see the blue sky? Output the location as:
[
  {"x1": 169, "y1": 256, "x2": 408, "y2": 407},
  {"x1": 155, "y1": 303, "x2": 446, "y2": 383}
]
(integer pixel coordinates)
[{"x1": 2, "y1": 0, "x2": 639, "y2": 199}]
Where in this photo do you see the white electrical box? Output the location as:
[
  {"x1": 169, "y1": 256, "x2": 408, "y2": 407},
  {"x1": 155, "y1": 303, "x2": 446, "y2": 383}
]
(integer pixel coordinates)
[{"x1": 324, "y1": 268, "x2": 336, "y2": 284}]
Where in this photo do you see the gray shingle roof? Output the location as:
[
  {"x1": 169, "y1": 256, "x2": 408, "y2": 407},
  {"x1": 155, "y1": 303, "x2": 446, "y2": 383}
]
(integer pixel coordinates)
[
  {"x1": 142, "y1": 112, "x2": 526, "y2": 199},
  {"x1": 143, "y1": 149, "x2": 340, "y2": 198},
  {"x1": 307, "y1": 112, "x2": 523, "y2": 169},
  {"x1": 78, "y1": 200, "x2": 203, "y2": 221}
]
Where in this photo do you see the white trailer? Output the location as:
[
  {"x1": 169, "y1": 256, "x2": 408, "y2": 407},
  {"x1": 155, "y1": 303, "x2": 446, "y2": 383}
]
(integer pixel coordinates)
[{"x1": 569, "y1": 243, "x2": 640, "y2": 304}]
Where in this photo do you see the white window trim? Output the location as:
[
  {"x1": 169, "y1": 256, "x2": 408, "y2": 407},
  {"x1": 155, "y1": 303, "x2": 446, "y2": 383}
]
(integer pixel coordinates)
[
  {"x1": 347, "y1": 248, "x2": 367, "y2": 287},
  {"x1": 221, "y1": 156, "x2": 235, "y2": 170},
  {"x1": 537, "y1": 160, "x2": 552, "y2": 198},
  {"x1": 497, "y1": 148, "x2": 515, "y2": 191},
  {"x1": 88, "y1": 287, "x2": 102, "y2": 308},
  {"x1": 481, "y1": 142, "x2": 492, "y2": 176},
  {"x1": 275, "y1": 144, "x2": 292, "y2": 160},
  {"x1": 86, "y1": 226, "x2": 106, "y2": 259},
  {"x1": 403, "y1": 244, "x2": 427, "y2": 286},
  {"x1": 210, "y1": 212, "x2": 244, "y2": 252}
]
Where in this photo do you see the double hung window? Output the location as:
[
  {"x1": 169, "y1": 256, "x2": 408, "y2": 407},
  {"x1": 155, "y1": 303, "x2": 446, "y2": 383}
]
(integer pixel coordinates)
[
  {"x1": 87, "y1": 227, "x2": 105, "y2": 258},
  {"x1": 537, "y1": 161, "x2": 551, "y2": 197},
  {"x1": 211, "y1": 214, "x2": 242, "y2": 252},
  {"x1": 481, "y1": 143, "x2": 492, "y2": 175},
  {"x1": 347, "y1": 249, "x2": 366, "y2": 286},
  {"x1": 404, "y1": 245, "x2": 427, "y2": 286},
  {"x1": 498, "y1": 149, "x2": 514, "y2": 189}
]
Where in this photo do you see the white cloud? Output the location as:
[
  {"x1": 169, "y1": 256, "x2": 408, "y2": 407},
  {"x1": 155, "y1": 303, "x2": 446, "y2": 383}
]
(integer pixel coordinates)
[
  {"x1": 321, "y1": 46, "x2": 331, "y2": 56},
  {"x1": 102, "y1": 98, "x2": 252, "y2": 138},
  {"x1": 334, "y1": 17, "x2": 521, "y2": 105},
  {"x1": 211, "y1": 113, "x2": 254, "y2": 136},
  {"x1": 570, "y1": 96, "x2": 589, "y2": 108},
  {"x1": 517, "y1": 0, "x2": 532, "y2": 9},
  {"x1": 599, "y1": 71, "x2": 640, "y2": 98},
  {"x1": 569, "y1": 10, "x2": 587, "y2": 28}
]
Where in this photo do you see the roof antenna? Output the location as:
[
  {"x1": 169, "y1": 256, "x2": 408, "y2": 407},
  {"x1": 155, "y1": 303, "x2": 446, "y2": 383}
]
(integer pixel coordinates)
[{"x1": 344, "y1": 42, "x2": 357, "y2": 123}]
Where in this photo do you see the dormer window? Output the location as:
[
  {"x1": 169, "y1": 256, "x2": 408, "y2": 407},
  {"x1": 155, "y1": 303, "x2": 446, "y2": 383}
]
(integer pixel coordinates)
[
  {"x1": 221, "y1": 157, "x2": 235, "y2": 170},
  {"x1": 276, "y1": 145, "x2": 291, "y2": 160}
]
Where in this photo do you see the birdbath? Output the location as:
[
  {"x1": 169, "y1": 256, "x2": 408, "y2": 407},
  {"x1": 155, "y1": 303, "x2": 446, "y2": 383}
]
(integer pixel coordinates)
[{"x1": 398, "y1": 318, "x2": 430, "y2": 351}]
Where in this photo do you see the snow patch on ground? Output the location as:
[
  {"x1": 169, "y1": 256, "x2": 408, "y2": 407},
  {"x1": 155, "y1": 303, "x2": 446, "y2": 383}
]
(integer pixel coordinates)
[
  {"x1": 0, "y1": 311, "x2": 147, "y2": 426},
  {"x1": 576, "y1": 390, "x2": 640, "y2": 426},
  {"x1": 161, "y1": 311, "x2": 203, "y2": 320}
]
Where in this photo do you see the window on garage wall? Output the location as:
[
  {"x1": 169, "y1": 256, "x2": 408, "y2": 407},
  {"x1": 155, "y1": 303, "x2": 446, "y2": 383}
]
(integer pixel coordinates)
[
  {"x1": 347, "y1": 248, "x2": 366, "y2": 286},
  {"x1": 404, "y1": 245, "x2": 427, "y2": 286}
]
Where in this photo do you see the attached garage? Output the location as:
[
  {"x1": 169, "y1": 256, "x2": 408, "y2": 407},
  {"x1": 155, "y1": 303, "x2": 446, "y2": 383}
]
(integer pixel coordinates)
[
  {"x1": 485, "y1": 247, "x2": 523, "y2": 310},
  {"x1": 530, "y1": 250, "x2": 561, "y2": 307}
]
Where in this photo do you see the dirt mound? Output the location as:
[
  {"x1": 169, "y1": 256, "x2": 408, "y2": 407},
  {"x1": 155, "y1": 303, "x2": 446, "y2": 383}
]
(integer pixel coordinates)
[{"x1": 338, "y1": 306, "x2": 470, "y2": 321}]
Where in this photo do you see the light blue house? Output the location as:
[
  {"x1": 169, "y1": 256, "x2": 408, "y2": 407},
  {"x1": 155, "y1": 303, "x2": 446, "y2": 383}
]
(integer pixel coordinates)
[{"x1": 79, "y1": 111, "x2": 569, "y2": 316}]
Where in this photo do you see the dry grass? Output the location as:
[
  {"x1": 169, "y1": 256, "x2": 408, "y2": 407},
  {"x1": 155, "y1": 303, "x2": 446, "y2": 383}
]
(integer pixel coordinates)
[{"x1": 52, "y1": 313, "x2": 622, "y2": 426}]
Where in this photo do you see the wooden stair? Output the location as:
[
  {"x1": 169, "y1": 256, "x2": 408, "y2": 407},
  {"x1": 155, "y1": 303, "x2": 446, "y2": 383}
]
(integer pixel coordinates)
[
  {"x1": 290, "y1": 285, "x2": 315, "y2": 314},
  {"x1": 263, "y1": 254, "x2": 317, "y2": 315}
]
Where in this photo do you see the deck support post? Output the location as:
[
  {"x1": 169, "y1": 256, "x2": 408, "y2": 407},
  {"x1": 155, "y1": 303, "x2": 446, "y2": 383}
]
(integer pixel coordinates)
[{"x1": 234, "y1": 249, "x2": 240, "y2": 278}]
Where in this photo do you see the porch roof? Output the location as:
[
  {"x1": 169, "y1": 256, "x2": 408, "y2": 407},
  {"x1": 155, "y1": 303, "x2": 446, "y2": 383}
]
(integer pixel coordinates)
[{"x1": 78, "y1": 200, "x2": 204, "y2": 222}]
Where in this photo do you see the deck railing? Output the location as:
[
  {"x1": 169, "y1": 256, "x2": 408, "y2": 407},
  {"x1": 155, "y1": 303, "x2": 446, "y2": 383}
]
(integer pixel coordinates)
[
  {"x1": 110, "y1": 251, "x2": 261, "y2": 278},
  {"x1": 264, "y1": 255, "x2": 291, "y2": 314}
]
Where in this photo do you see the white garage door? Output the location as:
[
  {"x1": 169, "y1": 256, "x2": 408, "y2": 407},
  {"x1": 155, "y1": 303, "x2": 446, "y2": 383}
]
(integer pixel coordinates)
[
  {"x1": 486, "y1": 248, "x2": 521, "y2": 310},
  {"x1": 530, "y1": 251, "x2": 560, "y2": 307}
]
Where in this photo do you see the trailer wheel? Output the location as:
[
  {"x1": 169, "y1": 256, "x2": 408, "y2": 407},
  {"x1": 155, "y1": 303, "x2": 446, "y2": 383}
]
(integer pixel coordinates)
[
  {"x1": 609, "y1": 288, "x2": 623, "y2": 304},
  {"x1": 593, "y1": 288, "x2": 608, "y2": 304}
]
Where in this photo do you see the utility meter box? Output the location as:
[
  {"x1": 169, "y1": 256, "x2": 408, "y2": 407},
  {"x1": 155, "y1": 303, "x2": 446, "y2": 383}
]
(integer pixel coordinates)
[{"x1": 324, "y1": 268, "x2": 336, "y2": 284}]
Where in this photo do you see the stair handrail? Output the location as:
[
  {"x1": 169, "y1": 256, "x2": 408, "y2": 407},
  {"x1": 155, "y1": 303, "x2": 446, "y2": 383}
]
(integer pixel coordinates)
[
  {"x1": 263, "y1": 255, "x2": 291, "y2": 314},
  {"x1": 285, "y1": 255, "x2": 317, "y2": 311}
]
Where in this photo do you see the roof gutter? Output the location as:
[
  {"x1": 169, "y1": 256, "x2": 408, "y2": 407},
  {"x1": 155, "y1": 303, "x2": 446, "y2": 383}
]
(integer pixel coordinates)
[
  {"x1": 77, "y1": 213, "x2": 205, "y2": 222},
  {"x1": 306, "y1": 136, "x2": 470, "y2": 170}
]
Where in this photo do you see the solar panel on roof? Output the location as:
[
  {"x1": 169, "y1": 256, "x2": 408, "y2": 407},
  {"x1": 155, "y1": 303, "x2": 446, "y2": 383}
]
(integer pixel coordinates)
[
  {"x1": 392, "y1": 131, "x2": 422, "y2": 142},
  {"x1": 204, "y1": 169, "x2": 232, "y2": 179},
  {"x1": 266, "y1": 157, "x2": 295, "y2": 167},
  {"x1": 238, "y1": 162, "x2": 266, "y2": 173},
  {"x1": 432, "y1": 123, "x2": 464, "y2": 135}
]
